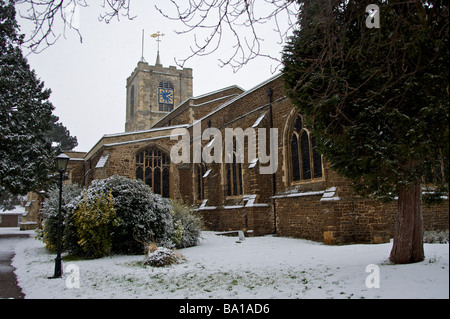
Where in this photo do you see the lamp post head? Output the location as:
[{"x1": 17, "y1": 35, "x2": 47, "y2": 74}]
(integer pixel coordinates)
[{"x1": 55, "y1": 153, "x2": 70, "y2": 172}]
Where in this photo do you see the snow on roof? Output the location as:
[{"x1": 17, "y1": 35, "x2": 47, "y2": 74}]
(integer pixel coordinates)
[
  {"x1": 190, "y1": 73, "x2": 283, "y2": 127},
  {"x1": 95, "y1": 154, "x2": 110, "y2": 169},
  {"x1": 243, "y1": 194, "x2": 269, "y2": 208},
  {"x1": 152, "y1": 91, "x2": 243, "y2": 128},
  {"x1": 194, "y1": 200, "x2": 217, "y2": 211},
  {"x1": 191, "y1": 85, "x2": 245, "y2": 101},
  {"x1": 205, "y1": 138, "x2": 215, "y2": 148},
  {"x1": 320, "y1": 187, "x2": 340, "y2": 201},
  {"x1": 271, "y1": 187, "x2": 341, "y2": 202},
  {"x1": 248, "y1": 158, "x2": 259, "y2": 169},
  {"x1": 0, "y1": 206, "x2": 26, "y2": 215},
  {"x1": 272, "y1": 190, "x2": 325, "y2": 199},
  {"x1": 202, "y1": 169, "x2": 212, "y2": 178},
  {"x1": 252, "y1": 113, "x2": 266, "y2": 128},
  {"x1": 102, "y1": 124, "x2": 189, "y2": 138},
  {"x1": 102, "y1": 133, "x2": 185, "y2": 147}
]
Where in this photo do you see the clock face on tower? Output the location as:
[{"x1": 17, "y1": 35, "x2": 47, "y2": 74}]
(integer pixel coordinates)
[{"x1": 158, "y1": 88, "x2": 174, "y2": 105}]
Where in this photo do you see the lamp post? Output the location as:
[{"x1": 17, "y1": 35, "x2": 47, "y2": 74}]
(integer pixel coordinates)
[{"x1": 52, "y1": 153, "x2": 69, "y2": 278}]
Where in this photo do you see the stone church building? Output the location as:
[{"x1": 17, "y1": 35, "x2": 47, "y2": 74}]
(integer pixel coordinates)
[{"x1": 55, "y1": 56, "x2": 447, "y2": 245}]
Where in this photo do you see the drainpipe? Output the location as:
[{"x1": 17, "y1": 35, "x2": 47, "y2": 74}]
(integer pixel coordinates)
[
  {"x1": 179, "y1": 74, "x2": 183, "y2": 105},
  {"x1": 267, "y1": 87, "x2": 277, "y2": 234}
]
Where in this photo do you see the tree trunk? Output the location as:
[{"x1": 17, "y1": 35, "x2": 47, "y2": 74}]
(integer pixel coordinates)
[{"x1": 389, "y1": 181, "x2": 425, "y2": 264}]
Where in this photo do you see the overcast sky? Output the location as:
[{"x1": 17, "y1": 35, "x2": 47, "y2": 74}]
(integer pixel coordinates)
[{"x1": 16, "y1": 2, "x2": 294, "y2": 152}]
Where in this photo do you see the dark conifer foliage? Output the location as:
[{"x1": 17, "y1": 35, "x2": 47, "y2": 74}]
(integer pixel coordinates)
[
  {"x1": 1, "y1": 0, "x2": 76, "y2": 195},
  {"x1": 283, "y1": 0, "x2": 449, "y2": 263}
]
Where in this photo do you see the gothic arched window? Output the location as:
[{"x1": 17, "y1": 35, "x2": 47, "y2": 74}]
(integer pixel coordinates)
[
  {"x1": 158, "y1": 81, "x2": 174, "y2": 112},
  {"x1": 226, "y1": 140, "x2": 243, "y2": 196},
  {"x1": 226, "y1": 158, "x2": 243, "y2": 196},
  {"x1": 130, "y1": 85, "x2": 135, "y2": 116},
  {"x1": 135, "y1": 147, "x2": 170, "y2": 197},
  {"x1": 290, "y1": 114, "x2": 323, "y2": 182}
]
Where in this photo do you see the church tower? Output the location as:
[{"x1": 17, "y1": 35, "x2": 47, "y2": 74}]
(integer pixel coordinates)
[{"x1": 125, "y1": 53, "x2": 193, "y2": 132}]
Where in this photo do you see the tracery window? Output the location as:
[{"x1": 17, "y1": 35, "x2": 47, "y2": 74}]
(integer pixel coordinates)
[
  {"x1": 135, "y1": 147, "x2": 170, "y2": 197},
  {"x1": 290, "y1": 114, "x2": 323, "y2": 182},
  {"x1": 226, "y1": 141, "x2": 243, "y2": 196}
]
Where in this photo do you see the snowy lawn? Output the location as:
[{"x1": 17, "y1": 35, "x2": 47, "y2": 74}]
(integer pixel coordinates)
[{"x1": 13, "y1": 231, "x2": 449, "y2": 299}]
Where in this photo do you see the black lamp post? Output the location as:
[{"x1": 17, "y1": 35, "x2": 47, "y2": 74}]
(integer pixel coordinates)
[{"x1": 52, "y1": 153, "x2": 69, "y2": 278}]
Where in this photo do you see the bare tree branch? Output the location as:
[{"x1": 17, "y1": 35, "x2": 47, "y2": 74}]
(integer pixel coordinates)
[
  {"x1": 98, "y1": 0, "x2": 135, "y2": 23},
  {"x1": 155, "y1": 0, "x2": 300, "y2": 72},
  {"x1": 16, "y1": 0, "x2": 135, "y2": 53},
  {"x1": 15, "y1": 0, "x2": 299, "y2": 70}
]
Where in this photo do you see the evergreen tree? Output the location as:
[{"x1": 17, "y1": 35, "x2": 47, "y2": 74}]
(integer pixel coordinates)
[
  {"x1": 0, "y1": 190, "x2": 23, "y2": 210},
  {"x1": 48, "y1": 114, "x2": 78, "y2": 152},
  {"x1": 1, "y1": 0, "x2": 54, "y2": 194},
  {"x1": 283, "y1": 0, "x2": 448, "y2": 264}
]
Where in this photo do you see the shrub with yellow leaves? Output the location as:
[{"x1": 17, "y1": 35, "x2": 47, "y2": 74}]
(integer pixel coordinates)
[{"x1": 73, "y1": 190, "x2": 118, "y2": 258}]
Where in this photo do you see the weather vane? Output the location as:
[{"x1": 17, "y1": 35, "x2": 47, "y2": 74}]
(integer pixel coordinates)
[{"x1": 151, "y1": 31, "x2": 165, "y2": 53}]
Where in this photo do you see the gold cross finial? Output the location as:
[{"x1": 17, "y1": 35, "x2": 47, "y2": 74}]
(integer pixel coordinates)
[
  {"x1": 151, "y1": 31, "x2": 165, "y2": 65},
  {"x1": 151, "y1": 31, "x2": 165, "y2": 38},
  {"x1": 151, "y1": 31, "x2": 165, "y2": 51}
]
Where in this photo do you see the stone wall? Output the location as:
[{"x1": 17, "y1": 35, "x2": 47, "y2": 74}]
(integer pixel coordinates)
[
  {"x1": 197, "y1": 205, "x2": 273, "y2": 236},
  {"x1": 186, "y1": 74, "x2": 448, "y2": 244}
]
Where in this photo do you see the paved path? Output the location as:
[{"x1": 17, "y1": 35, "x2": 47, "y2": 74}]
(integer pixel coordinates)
[{"x1": 0, "y1": 231, "x2": 31, "y2": 299}]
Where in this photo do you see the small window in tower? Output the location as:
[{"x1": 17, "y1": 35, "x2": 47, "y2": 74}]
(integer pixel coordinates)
[
  {"x1": 158, "y1": 81, "x2": 174, "y2": 112},
  {"x1": 130, "y1": 85, "x2": 135, "y2": 116}
]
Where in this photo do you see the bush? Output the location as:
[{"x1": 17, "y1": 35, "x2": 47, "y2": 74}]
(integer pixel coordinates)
[
  {"x1": 38, "y1": 184, "x2": 82, "y2": 252},
  {"x1": 73, "y1": 191, "x2": 118, "y2": 258},
  {"x1": 39, "y1": 175, "x2": 203, "y2": 257},
  {"x1": 423, "y1": 230, "x2": 449, "y2": 244},
  {"x1": 170, "y1": 200, "x2": 203, "y2": 248},
  {"x1": 143, "y1": 247, "x2": 184, "y2": 267},
  {"x1": 85, "y1": 175, "x2": 175, "y2": 254}
]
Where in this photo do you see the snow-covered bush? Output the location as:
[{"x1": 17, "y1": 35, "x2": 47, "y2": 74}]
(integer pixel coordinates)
[
  {"x1": 40, "y1": 175, "x2": 202, "y2": 257},
  {"x1": 38, "y1": 184, "x2": 82, "y2": 252},
  {"x1": 143, "y1": 247, "x2": 185, "y2": 267},
  {"x1": 170, "y1": 200, "x2": 203, "y2": 248},
  {"x1": 73, "y1": 191, "x2": 118, "y2": 258},
  {"x1": 423, "y1": 230, "x2": 449, "y2": 244},
  {"x1": 82, "y1": 175, "x2": 175, "y2": 254}
]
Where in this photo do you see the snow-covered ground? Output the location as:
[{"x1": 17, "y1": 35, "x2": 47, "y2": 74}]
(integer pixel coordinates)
[{"x1": 11, "y1": 230, "x2": 449, "y2": 299}]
